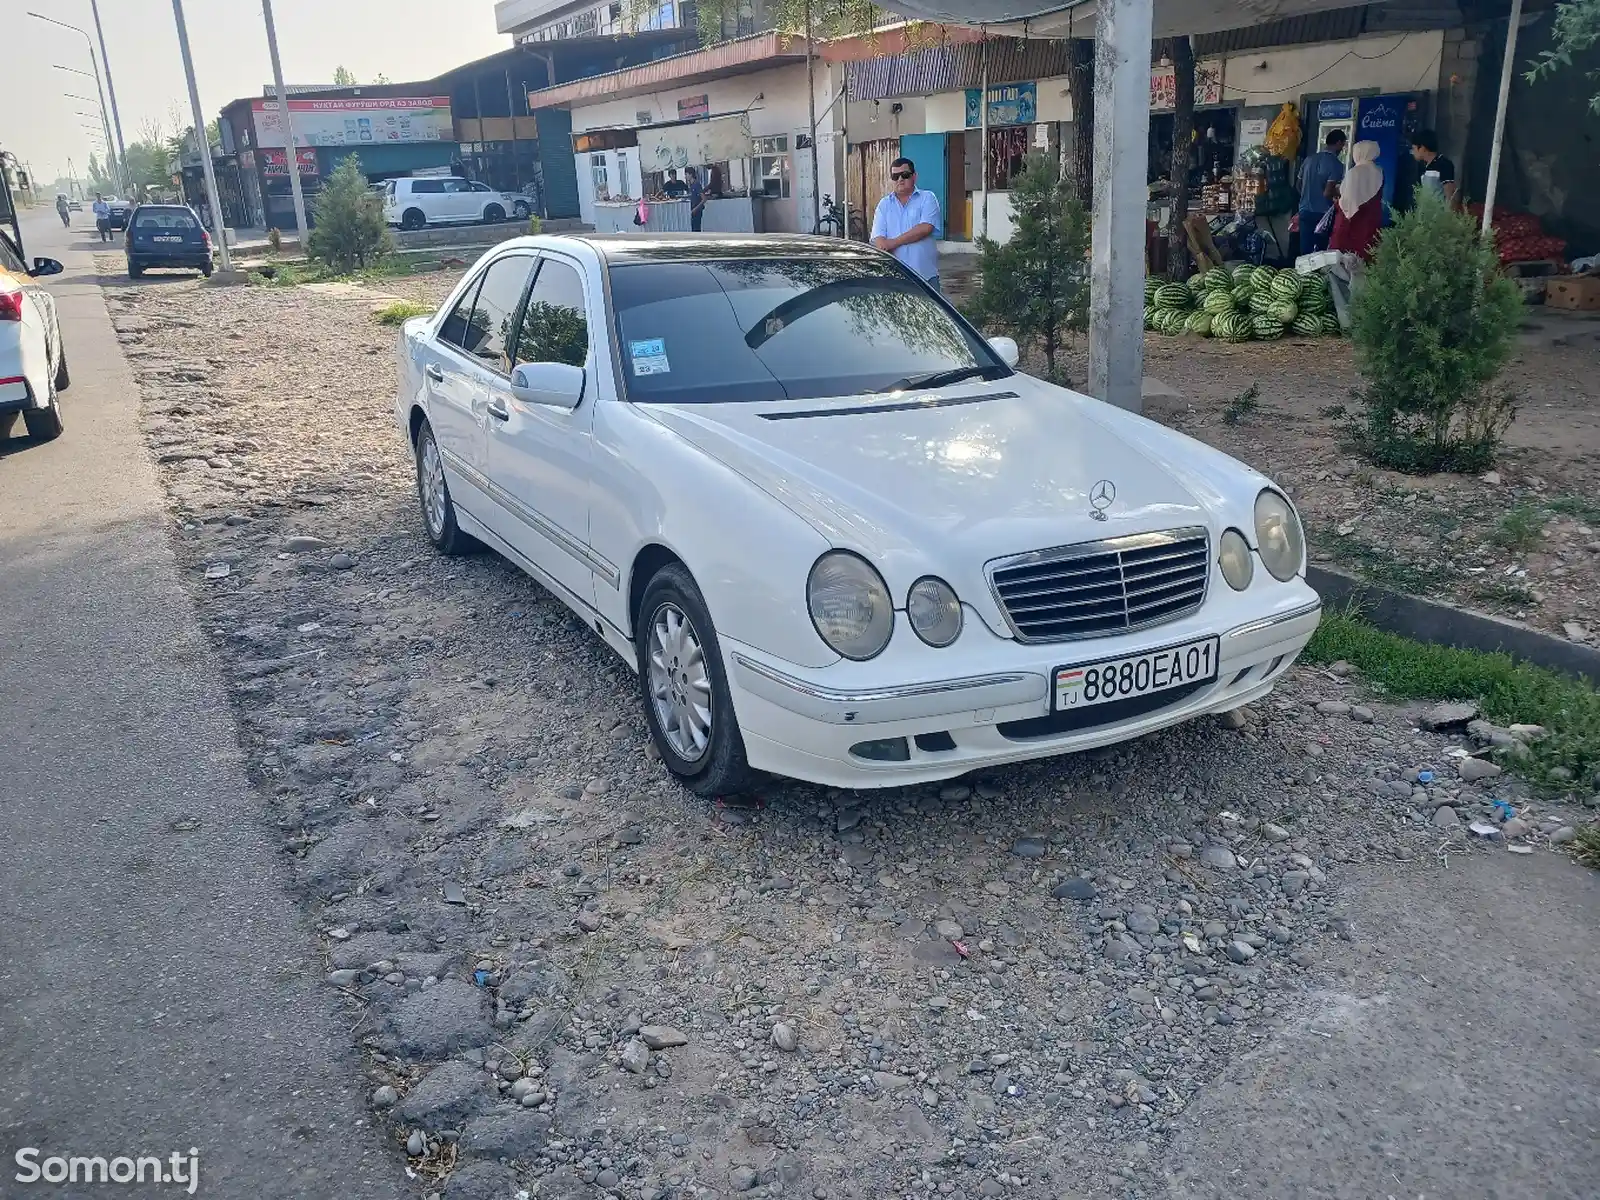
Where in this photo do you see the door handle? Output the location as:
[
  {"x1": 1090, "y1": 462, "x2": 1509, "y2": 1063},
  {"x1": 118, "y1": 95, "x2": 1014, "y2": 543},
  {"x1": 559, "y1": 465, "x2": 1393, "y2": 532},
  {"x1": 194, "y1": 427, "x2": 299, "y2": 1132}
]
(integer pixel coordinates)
[
  {"x1": 487, "y1": 399, "x2": 510, "y2": 422},
  {"x1": 424, "y1": 364, "x2": 444, "y2": 382}
]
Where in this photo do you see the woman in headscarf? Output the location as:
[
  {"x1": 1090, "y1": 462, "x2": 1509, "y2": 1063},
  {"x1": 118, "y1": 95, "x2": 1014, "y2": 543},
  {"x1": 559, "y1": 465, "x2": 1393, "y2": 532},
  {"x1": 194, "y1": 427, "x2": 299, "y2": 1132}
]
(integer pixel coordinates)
[{"x1": 1328, "y1": 140, "x2": 1384, "y2": 260}]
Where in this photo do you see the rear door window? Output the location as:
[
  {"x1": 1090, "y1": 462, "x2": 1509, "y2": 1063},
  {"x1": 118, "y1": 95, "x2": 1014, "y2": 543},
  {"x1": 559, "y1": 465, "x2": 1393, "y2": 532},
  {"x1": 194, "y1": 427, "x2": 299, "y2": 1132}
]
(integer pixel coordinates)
[{"x1": 411, "y1": 180, "x2": 446, "y2": 195}]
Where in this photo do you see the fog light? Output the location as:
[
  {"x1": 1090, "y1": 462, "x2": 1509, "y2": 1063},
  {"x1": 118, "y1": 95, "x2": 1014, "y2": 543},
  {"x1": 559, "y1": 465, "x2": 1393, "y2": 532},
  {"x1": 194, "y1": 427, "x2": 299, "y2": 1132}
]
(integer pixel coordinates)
[{"x1": 849, "y1": 737, "x2": 910, "y2": 762}]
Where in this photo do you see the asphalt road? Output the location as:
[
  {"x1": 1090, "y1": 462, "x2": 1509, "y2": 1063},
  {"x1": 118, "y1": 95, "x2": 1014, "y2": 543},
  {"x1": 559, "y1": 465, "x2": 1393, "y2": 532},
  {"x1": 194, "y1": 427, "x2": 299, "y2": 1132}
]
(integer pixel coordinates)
[{"x1": 0, "y1": 210, "x2": 404, "y2": 1198}]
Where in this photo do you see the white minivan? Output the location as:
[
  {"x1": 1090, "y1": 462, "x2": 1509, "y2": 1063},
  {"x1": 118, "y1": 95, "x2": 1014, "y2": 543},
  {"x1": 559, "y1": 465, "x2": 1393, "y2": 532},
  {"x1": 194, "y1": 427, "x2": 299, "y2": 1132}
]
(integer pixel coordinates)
[{"x1": 383, "y1": 177, "x2": 530, "y2": 230}]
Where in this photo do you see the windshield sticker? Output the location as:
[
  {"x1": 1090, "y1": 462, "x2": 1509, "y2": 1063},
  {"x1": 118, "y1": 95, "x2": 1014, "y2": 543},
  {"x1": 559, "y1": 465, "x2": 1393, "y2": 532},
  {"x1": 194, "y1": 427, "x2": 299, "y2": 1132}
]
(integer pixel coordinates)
[{"x1": 629, "y1": 338, "x2": 670, "y2": 376}]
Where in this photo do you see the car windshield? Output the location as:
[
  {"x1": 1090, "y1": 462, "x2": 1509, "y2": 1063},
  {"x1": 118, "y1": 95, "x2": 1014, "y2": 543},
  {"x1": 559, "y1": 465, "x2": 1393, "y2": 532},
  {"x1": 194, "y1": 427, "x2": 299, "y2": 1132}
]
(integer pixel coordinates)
[
  {"x1": 607, "y1": 257, "x2": 1006, "y2": 404},
  {"x1": 135, "y1": 210, "x2": 198, "y2": 229}
]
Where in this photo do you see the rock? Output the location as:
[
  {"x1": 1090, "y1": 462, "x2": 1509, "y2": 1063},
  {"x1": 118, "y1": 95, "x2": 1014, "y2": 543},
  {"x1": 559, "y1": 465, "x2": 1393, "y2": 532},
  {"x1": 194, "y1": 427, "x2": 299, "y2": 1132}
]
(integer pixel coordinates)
[
  {"x1": 1480, "y1": 471, "x2": 1501, "y2": 485},
  {"x1": 639, "y1": 1025, "x2": 688, "y2": 1050},
  {"x1": 1261, "y1": 823, "x2": 1291, "y2": 843},
  {"x1": 1226, "y1": 940, "x2": 1256, "y2": 963},
  {"x1": 442, "y1": 881, "x2": 467, "y2": 906},
  {"x1": 329, "y1": 552, "x2": 356, "y2": 570},
  {"x1": 398, "y1": 1060, "x2": 491, "y2": 1125},
  {"x1": 406, "y1": 1130, "x2": 427, "y2": 1156},
  {"x1": 327, "y1": 968, "x2": 360, "y2": 987},
  {"x1": 1280, "y1": 870, "x2": 1309, "y2": 897},
  {"x1": 1421, "y1": 701, "x2": 1477, "y2": 731},
  {"x1": 1105, "y1": 935, "x2": 1140, "y2": 962},
  {"x1": 730, "y1": 1166, "x2": 760, "y2": 1192},
  {"x1": 771, "y1": 1023, "x2": 798, "y2": 1053},
  {"x1": 1551, "y1": 826, "x2": 1577, "y2": 845},
  {"x1": 979, "y1": 1181, "x2": 1005, "y2": 1198},
  {"x1": 510, "y1": 1077, "x2": 543, "y2": 1102},
  {"x1": 1328, "y1": 660, "x2": 1353, "y2": 677},
  {"x1": 1562, "y1": 622, "x2": 1590, "y2": 643},
  {"x1": 284, "y1": 535, "x2": 329, "y2": 552},
  {"x1": 1126, "y1": 912, "x2": 1159, "y2": 935},
  {"x1": 1458, "y1": 757, "x2": 1503, "y2": 782},
  {"x1": 1315, "y1": 700, "x2": 1350, "y2": 716},
  {"x1": 933, "y1": 918, "x2": 964, "y2": 939},
  {"x1": 498, "y1": 965, "x2": 565, "y2": 1006},
  {"x1": 575, "y1": 909, "x2": 603, "y2": 933},
  {"x1": 1500, "y1": 817, "x2": 1530, "y2": 839},
  {"x1": 386, "y1": 980, "x2": 492, "y2": 1058},
  {"x1": 1011, "y1": 836, "x2": 1048, "y2": 858},
  {"x1": 1199, "y1": 845, "x2": 1237, "y2": 870},
  {"x1": 372, "y1": 1084, "x2": 399, "y2": 1109},
  {"x1": 1052, "y1": 877, "x2": 1097, "y2": 902},
  {"x1": 1218, "y1": 708, "x2": 1248, "y2": 730},
  {"x1": 620, "y1": 1038, "x2": 651, "y2": 1074},
  {"x1": 1432, "y1": 805, "x2": 1461, "y2": 829},
  {"x1": 460, "y1": 1110, "x2": 551, "y2": 1160},
  {"x1": 1508, "y1": 723, "x2": 1546, "y2": 741},
  {"x1": 1351, "y1": 706, "x2": 1375, "y2": 724},
  {"x1": 443, "y1": 1161, "x2": 524, "y2": 1200}
]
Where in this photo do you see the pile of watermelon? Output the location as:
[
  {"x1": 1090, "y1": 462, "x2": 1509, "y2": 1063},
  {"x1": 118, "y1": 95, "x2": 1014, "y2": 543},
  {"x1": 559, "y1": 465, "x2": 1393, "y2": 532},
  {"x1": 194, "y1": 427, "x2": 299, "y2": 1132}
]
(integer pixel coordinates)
[{"x1": 1143, "y1": 263, "x2": 1342, "y2": 342}]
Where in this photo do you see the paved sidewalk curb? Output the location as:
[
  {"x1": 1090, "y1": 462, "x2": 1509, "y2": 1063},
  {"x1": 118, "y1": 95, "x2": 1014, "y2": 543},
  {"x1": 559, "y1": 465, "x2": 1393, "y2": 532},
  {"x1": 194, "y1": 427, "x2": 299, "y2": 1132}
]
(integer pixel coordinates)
[{"x1": 1309, "y1": 563, "x2": 1600, "y2": 680}]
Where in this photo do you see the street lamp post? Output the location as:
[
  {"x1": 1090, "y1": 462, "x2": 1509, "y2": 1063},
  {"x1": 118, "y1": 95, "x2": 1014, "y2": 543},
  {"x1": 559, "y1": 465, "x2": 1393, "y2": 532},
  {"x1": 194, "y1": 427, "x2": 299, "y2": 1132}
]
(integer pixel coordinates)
[
  {"x1": 29, "y1": 12, "x2": 126, "y2": 195},
  {"x1": 261, "y1": 0, "x2": 309, "y2": 243},
  {"x1": 88, "y1": 1, "x2": 130, "y2": 191},
  {"x1": 169, "y1": 0, "x2": 232, "y2": 272},
  {"x1": 55, "y1": 64, "x2": 120, "y2": 194}
]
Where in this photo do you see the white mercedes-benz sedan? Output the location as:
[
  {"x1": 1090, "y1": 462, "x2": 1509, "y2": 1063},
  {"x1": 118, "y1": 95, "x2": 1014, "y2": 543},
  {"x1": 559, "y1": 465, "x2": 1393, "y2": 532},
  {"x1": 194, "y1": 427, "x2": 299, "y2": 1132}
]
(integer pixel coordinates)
[{"x1": 394, "y1": 234, "x2": 1320, "y2": 795}]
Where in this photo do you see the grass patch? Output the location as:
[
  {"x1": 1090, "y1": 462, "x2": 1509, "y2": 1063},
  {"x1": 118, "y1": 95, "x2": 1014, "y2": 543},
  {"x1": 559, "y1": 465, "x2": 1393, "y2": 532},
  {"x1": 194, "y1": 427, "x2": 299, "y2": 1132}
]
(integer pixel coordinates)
[
  {"x1": 1467, "y1": 579, "x2": 1538, "y2": 608},
  {"x1": 1222, "y1": 383, "x2": 1262, "y2": 426},
  {"x1": 1546, "y1": 494, "x2": 1600, "y2": 523},
  {"x1": 1489, "y1": 503, "x2": 1547, "y2": 552},
  {"x1": 375, "y1": 300, "x2": 432, "y2": 326},
  {"x1": 248, "y1": 254, "x2": 445, "y2": 289},
  {"x1": 1304, "y1": 607, "x2": 1600, "y2": 792},
  {"x1": 1311, "y1": 528, "x2": 1454, "y2": 596},
  {"x1": 1574, "y1": 826, "x2": 1600, "y2": 869}
]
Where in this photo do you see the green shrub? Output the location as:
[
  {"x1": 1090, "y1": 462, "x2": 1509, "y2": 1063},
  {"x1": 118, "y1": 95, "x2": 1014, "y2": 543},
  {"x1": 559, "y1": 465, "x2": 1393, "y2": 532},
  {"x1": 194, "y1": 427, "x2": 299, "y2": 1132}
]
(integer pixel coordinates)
[
  {"x1": 374, "y1": 300, "x2": 432, "y2": 326},
  {"x1": 527, "y1": 213, "x2": 543, "y2": 236},
  {"x1": 962, "y1": 152, "x2": 1089, "y2": 382},
  {"x1": 1348, "y1": 190, "x2": 1522, "y2": 473},
  {"x1": 307, "y1": 156, "x2": 391, "y2": 275}
]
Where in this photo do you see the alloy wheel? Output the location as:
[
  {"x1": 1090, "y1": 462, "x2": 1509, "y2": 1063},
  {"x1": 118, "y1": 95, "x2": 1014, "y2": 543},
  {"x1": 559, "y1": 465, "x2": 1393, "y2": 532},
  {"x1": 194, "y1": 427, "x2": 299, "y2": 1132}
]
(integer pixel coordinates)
[{"x1": 647, "y1": 603, "x2": 712, "y2": 762}]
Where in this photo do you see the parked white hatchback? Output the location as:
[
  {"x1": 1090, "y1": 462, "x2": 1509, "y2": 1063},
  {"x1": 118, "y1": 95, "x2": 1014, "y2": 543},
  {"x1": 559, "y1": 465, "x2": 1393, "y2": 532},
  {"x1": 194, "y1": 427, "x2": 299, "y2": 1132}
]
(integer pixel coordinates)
[
  {"x1": 394, "y1": 234, "x2": 1320, "y2": 795},
  {"x1": 0, "y1": 228, "x2": 68, "y2": 442},
  {"x1": 383, "y1": 176, "x2": 530, "y2": 231}
]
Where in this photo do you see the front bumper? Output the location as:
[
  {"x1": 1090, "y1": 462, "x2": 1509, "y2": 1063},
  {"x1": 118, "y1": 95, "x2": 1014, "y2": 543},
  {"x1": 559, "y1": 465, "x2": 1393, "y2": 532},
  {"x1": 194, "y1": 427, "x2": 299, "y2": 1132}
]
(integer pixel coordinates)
[{"x1": 724, "y1": 585, "x2": 1321, "y2": 788}]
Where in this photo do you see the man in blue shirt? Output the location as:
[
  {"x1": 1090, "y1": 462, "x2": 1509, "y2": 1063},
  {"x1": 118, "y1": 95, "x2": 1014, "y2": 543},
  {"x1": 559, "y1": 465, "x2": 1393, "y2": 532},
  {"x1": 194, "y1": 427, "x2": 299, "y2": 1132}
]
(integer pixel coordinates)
[
  {"x1": 871, "y1": 156, "x2": 941, "y2": 291},
  {"x1": 91, "y1": 193, "x2": 112, "y2": 243},
  {"x1": 1297, "y1": 129, "x2": 1346, "y2": 254}
]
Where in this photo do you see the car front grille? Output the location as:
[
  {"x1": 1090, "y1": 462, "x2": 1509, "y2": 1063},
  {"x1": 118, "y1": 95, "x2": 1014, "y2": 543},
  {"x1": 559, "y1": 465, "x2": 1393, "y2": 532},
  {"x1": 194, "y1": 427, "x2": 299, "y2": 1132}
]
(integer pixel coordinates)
[{"x1": 988, "y1": 527, "x2": 1211, "y2": 642}]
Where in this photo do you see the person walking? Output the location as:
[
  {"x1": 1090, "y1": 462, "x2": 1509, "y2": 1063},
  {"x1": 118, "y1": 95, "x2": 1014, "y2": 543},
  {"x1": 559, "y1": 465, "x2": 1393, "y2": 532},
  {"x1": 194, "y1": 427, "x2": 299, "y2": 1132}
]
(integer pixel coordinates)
[
  {"x1": 870, "y1": 157, "x2": 941, "y2": 291},
  {"x1": 1328, "y1": 140, "x2": 1385, "y2": 261},
  {"x1": 92, "y1": 193, "x2": 111, "y2": 243},
  {"x1": 687, "y1": 165, "x2": 705, "y2": 233},
  {"x1": 1297, "y1": 128, "x2": 1346, "y2": 255},
  {"x1": 56, "y1": 194, "x2": 70, "y2": 228}
]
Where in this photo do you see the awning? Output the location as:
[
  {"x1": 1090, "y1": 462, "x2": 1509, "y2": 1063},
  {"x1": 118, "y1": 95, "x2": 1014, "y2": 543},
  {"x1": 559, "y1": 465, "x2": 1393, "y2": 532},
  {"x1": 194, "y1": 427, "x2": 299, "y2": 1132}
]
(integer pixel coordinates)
[
  {"x1": 871, "y1": 0, "x2": 1370, "y2": 40},
  {"x1": 525, "y1": 31, "x2": 809, "y2": 110}
]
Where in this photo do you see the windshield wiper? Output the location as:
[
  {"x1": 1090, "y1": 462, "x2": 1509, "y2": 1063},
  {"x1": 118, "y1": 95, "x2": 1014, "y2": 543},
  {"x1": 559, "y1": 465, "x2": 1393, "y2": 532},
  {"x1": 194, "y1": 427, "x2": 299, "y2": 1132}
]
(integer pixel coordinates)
[{"x1": 874, "y1": 364, "x2": 996, "y2": 394}]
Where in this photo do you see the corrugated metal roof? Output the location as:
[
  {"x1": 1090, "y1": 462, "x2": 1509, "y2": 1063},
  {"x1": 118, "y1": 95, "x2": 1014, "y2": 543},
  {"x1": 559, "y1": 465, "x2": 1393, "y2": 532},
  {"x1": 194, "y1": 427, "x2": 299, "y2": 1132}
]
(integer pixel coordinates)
[
  {"x1": 527, "y1": 31, "x2": 807, "y2": 109},
  {"x1": 1191, "y1": 7, "x2": 1369, "y2": 55},
  {"x1": 845, "y1": 38, "x2": 1075, "y2": 101}
]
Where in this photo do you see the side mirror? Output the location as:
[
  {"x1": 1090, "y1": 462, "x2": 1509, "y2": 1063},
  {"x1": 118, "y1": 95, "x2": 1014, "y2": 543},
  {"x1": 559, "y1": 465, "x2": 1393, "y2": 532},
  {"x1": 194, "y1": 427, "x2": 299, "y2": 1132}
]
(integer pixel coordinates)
[
  {"x1": 987, "y1": 335, "x2": 1019, "y2": 368},
  {"x1": 510, "y1": 361, "x2": 584, "y2": 410},
  {"x1": 30, "y1": 258, "x2": 64, "y2": 278}
]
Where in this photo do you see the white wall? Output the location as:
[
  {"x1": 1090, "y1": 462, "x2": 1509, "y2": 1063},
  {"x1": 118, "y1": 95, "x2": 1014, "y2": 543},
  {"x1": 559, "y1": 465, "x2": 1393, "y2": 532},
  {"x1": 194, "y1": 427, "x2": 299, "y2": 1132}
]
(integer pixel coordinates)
[
  {"x1": 844, "y1": 96, "x2": 928, "y2": 139},
  {"x1": 1218, "y1": 32, "x2": 1444, "y2": 107}
]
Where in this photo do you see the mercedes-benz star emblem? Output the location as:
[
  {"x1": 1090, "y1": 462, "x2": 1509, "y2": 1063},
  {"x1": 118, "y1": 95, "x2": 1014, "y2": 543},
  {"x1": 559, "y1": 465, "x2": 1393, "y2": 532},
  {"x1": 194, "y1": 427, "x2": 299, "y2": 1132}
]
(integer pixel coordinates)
[{"x1": 1089, "y1": 479, "x2": 1116, "y2": 521}]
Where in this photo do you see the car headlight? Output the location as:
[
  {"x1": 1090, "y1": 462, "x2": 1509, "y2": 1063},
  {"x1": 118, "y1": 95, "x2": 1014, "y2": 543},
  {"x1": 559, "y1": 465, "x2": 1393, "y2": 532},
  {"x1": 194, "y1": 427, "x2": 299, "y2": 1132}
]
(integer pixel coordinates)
[
  {"x1": 1218, "y1": 528, "x2": 1254, "y2": 591},
  {"x1": 907, "y1": 576, "x2": 963, "y2": 647},
  {"x1": 808, "y1": 551, "x2": 894, "y2": 660},
  {"x1": 1254, "y1": 489, "x2": 1305, "y2": 582}
]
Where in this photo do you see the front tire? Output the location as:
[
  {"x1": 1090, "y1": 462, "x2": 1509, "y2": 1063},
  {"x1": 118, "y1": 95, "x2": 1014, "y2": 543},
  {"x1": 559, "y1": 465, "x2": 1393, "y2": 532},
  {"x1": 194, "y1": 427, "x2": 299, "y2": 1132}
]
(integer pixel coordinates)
[
  {"x1": 54, "y1": 343, "x2": 70, "y2": 392},
  {"x1": 414, "y1": 420, "x2": 475, "y2": 555},
  {"x1": 637, "y1": 564, "x2": 752, "y2": 797},
  {"x1": 512, "y1": 201, "x2": 530, "y2": 220},
  {"x1": 401, "y1": 209, "x2": 426, "y2": 231},
  {"x1": 484, "y1": 204, "x2": 506, "y2": 224}
]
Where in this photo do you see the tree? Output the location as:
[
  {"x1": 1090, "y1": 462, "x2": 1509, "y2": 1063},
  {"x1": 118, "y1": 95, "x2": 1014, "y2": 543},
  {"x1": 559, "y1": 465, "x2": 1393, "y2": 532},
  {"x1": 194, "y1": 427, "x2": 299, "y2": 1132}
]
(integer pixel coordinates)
[
  {"x1": 1063, "y1": 39, "x2": 1094, "y2": 207},
  {"x1": 87, "y1": 153, "x2": 112, "y2": 191},
  {"x1": 1348, "y1": 190, "x2": 1523, "y2": 473},
  {"x1": 307, "y1": 156, "x2": 391, "y2": 273},
  {"x1": 1164, "y1": 36, "x2": 1195, "y2": 280},
  {"x1": 332, "y1": 64, "x2": 358, "y2": 86},
  {"x1": 962, "y1": 153, "x2": 1090, "y2": 382},
  {"x1": 1525, "y1": 0, "x2": 1600, "y2": 114}
]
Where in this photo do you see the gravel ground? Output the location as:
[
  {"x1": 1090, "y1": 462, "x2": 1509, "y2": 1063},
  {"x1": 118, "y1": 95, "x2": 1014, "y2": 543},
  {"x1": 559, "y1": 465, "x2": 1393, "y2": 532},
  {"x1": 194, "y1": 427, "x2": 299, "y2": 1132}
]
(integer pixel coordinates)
[{"x1": 102, "y1": 272, "x2": 1597, "y2": 1200}]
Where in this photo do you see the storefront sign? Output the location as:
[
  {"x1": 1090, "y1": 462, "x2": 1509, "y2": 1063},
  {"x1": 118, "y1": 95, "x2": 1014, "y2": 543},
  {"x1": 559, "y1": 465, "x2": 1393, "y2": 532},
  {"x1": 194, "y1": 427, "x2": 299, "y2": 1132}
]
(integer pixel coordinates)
[
  {"x1": 677, "y1": 94, "x2": 709, "y2": 119},
  {"x1": 1150, "y1": 61, "x2": 1224, "y2": 110},
  {"x1": 964, "y1": 81, "x2": 1036, "y2": 128},
  {"x1": 260, "y1": 147, "x2": 319, "y2": 176},
  {"x1": 252, "y1": 96, "x2": 452, "y2": 149}
]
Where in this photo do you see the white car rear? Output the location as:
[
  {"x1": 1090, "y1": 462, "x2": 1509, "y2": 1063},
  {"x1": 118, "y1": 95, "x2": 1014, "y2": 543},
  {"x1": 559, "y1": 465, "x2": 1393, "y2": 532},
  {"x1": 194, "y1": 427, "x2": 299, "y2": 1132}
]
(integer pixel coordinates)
[
  {"x1": 382, "y1": 177, "x2": 529, "y2": 231},
  {"x1": 0, "y1": 230, "x2": 68, "y2": 442}
]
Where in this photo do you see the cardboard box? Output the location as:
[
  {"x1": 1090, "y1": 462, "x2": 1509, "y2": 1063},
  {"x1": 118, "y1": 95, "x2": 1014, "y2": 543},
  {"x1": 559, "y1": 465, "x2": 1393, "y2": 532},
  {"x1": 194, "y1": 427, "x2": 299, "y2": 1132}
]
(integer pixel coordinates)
[{"x1": 1545, "y1": 274, "x2": 1600, "y2": 312}]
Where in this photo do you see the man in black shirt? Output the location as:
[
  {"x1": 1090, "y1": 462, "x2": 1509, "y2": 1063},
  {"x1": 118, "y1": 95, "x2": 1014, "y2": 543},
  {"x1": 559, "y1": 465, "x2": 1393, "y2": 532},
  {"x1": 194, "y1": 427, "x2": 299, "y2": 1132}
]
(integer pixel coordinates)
[
  {"x1": 661, "y1": 168, "x2": 689, "y2": 199},
  {"x1": 1409, "y1": 129, "x2": 1457, "y2": 206}
]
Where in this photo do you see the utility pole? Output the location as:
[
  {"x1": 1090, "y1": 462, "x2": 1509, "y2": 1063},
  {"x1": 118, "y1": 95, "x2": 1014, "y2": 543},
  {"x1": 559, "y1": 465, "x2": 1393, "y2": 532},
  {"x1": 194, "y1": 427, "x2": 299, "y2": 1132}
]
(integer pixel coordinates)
[
  {"x1": 30, "y1": 6, "x2": 126, "y2": 194},
  {"x1": 804, "y1": 0, "x2": 821, "y2": 232},
  {"x1": 1480, "y1": 0, "x2": 1523, "y2": 234},
  {"x1": 88, "y1": 1, "x2": 129, "y2": 189},
  {"x1": 170, "y1": 0, "x2": 232, "y2": 272},
  {"x1": 261, "y1": 0, "x2": 309, "y2": 244}
]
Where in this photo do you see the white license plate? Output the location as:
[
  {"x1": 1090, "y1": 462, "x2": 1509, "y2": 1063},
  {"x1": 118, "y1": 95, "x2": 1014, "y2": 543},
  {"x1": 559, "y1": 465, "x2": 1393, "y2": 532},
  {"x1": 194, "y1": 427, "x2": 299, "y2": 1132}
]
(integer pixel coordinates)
[
  {"x1": 1054, "y1": 636, "x2": 1220, "y2": 710},
  {"x1": 153, "y1": 235, "x2": 183, "y2": 243}
]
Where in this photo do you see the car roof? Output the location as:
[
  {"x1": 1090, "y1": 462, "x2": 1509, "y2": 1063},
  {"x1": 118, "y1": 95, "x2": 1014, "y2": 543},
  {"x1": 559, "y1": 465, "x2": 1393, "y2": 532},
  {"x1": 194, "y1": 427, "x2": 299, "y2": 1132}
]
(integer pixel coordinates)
[
  {"x1": 566, "y1": 233, "x2": 883, "y2": 264},
  {"x1": 133, "y1": 204, "x2": 193, "y2": 211}
]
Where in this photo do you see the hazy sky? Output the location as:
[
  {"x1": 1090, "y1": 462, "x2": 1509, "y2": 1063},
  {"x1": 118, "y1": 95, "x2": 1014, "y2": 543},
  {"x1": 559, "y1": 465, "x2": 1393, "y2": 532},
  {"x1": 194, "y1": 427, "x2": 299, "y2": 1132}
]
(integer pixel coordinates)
[{"x1": 2, "y1": 0, "x2": 506, "y2": 183}]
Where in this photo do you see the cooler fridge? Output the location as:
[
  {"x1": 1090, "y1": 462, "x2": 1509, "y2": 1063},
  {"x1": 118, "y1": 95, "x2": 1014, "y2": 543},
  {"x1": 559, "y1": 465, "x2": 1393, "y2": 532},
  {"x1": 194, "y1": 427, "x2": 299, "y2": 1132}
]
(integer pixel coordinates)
[{"x1": 1355, "y1": 93, "x2": 1426, "y2": 208}]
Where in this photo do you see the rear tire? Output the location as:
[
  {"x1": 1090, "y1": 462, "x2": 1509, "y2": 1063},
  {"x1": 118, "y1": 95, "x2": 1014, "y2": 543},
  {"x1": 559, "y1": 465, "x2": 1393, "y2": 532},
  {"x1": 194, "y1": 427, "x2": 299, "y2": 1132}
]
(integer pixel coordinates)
[
  {"x1": 201, "y1": 261, "x2": 213, "y2": 277},
  {"x1": 512, "y1": 201, "x2": 530, "y2": 220},
  {"x1": 401, "y1": 209, "x2": 426, "y2": 231},
  {"x1": 414, "y1": 420, "x2": 475, "y2": 555},
  {"x1": 24, "y1": 370, "x2": 63, "y2": 442},
  {"x1": 128, "y1": 260, "x2": 143, "y2": 279},
  {"x1": 636, "y1": 563, "x2": 753, "y2": 798}
]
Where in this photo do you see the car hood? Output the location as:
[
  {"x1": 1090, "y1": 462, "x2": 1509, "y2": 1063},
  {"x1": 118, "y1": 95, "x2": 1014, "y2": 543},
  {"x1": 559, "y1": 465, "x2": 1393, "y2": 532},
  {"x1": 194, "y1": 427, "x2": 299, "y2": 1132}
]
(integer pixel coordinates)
[{"x1": 641, "y1": 374, "x2": 1272, "y2": 635}]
